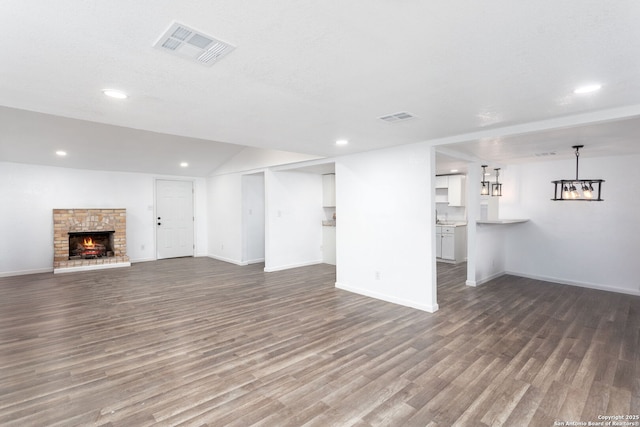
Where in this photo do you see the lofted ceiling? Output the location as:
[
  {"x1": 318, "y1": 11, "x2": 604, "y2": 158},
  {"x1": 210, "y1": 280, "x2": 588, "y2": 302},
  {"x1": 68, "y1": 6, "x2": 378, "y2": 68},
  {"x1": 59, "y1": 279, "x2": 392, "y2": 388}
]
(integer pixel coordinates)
[{"x1": 1, "y1": 1, "x2": 640, "y2": 176}]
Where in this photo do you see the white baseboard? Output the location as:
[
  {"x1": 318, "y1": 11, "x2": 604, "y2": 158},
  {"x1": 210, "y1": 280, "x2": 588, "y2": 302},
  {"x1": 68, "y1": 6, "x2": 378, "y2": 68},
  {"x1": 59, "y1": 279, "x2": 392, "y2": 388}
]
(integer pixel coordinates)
[
  {"x1": 246, "y1": 258, "x2": 265, "y2": 265},
  {"x1": 264, "y1": 260, "x2": 322, "y2": 272},
  {"x1": 0, "y1": 267, "x2": 53, "y2": 278},
  {"x1": 505, "y1": 271, "x2": 640, "y2": 297},
  {"x1": 130, "y1": 257, "x2": 156, "y2": 263},
  {"x1": 468, "y1": 271, "x2": 505, "y2": 287},
  {"x1": 335, "y1": 281, "x2": 439, "y2": 313},
  {"x1": 207, "y1": 255, "x2": 248, "y2": 266}
]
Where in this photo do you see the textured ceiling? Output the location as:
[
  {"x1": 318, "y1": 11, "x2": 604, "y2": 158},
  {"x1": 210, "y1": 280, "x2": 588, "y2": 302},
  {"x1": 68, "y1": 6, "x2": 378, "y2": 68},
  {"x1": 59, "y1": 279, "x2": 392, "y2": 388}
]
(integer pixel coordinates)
[{"x1": 1, "y1": 1, "x2": 640, "y2": 176}]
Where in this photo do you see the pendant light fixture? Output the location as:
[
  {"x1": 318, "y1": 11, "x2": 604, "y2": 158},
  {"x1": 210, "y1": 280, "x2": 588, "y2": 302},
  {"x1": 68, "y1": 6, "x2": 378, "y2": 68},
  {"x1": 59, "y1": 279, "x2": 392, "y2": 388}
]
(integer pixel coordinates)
[
  {"x1": 492, "y1": 168, "x2": 502, "y2": 197},
  {"x1": 480, "y1": 165, "x2": 490, "y2": 195},
  {"x1": 551, "y1": 145, "x2": 604, "y2": 201}
]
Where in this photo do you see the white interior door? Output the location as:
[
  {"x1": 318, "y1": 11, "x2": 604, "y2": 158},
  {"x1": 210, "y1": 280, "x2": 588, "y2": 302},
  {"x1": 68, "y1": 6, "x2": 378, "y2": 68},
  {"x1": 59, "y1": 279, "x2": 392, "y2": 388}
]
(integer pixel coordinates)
[{"x1": 156, "y1": 179, "x2": 194, "y2": 259}]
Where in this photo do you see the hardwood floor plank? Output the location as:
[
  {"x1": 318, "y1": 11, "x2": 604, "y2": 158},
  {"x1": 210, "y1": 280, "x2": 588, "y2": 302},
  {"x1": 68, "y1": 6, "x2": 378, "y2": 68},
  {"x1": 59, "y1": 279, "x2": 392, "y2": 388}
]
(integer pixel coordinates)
[{"x1": 1, "y1": 258, "x2": 639, "y2": 426}]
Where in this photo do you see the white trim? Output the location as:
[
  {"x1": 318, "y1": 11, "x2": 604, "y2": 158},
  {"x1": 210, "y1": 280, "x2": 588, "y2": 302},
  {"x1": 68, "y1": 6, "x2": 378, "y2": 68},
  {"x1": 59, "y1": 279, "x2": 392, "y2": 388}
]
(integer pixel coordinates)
[
  {"x1": 246, "y1": 258, "x2": 265, "y2": 264},
  {"x1": 264, "y1": 260, "x2": 322, "y2": 272},
  {"x1": 54, "y1": 262, "x2": 131, "y2": 274},
  {"x1": 0, "y1": 267, "x2": 53, "y2": 278},
  {"x1": 472, "y1": 271, "x2": 505, "y2": 287},
  {"x1": 505, "y1": 271, "x2": 640, "y2": 297},
  {"x1": 335, "y1": 282, "x2": 439, "y2": 313},
  {"x1": 130, "y1": 257, "x2": 156, "y2": 263},
  {"x1": 207, "y1": 254, "x2": 248, "y2": 266}
]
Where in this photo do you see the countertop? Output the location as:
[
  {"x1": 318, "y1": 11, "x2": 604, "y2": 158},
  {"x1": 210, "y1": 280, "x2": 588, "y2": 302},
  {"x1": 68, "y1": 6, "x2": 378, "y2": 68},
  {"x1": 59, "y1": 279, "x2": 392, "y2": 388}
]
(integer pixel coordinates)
[
  {"x1": 476, "y1": 219, "x2": 529, "y2": 225},
  {"x1": 435, "y1": 222, "x2": 467, "y2": 227}
]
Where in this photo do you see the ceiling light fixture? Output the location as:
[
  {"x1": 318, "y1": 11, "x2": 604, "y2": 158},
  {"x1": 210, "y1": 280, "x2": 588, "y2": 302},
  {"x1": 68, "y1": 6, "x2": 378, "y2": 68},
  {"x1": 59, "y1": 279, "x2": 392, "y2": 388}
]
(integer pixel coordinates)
[
  {"x1": 102, "y1": 89, "x2": 128, "y2": 99},
  {"x1": 492, "y1": 168, "x2": 502, "y2": 197},
  {"x1": 573, "y1": 84, "x2": 602, "y2": 94},
  {"x1": 335, "y1": 139, "x2": 349, "y2": 146},
  {"x1": 180, "y1": 162, "x2": 189, "y2": 167},
  {"x1": 552, "y1": 145, "x2": 604, "y2": 201},
  {"x1": 450, "y1": 169, "x2": 459, "y2": 173},
  {"x1": 56, "y1": 150, "x2": 67, "y2": 156},
  {"x1": 480, "y1": 165, "x2": 490, "y2": 195}
]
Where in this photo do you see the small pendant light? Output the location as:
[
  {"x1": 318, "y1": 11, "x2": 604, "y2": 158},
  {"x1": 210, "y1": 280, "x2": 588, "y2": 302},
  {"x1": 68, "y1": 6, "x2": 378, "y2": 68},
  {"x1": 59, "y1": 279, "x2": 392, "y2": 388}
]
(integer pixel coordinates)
[
  {"x1": 492, "y1": 168, "x2": 502, "y2": 197},
  {"x1": 480, "y1": 165, "x2": 490, "y2": 195}
]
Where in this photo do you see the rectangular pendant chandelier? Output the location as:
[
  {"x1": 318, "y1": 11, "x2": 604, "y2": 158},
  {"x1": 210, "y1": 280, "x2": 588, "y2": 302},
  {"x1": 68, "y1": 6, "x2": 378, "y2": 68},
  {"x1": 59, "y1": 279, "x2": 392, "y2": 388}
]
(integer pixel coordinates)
[{"x1": 551, "y1": 145, "x2": 604, "y2": 201}]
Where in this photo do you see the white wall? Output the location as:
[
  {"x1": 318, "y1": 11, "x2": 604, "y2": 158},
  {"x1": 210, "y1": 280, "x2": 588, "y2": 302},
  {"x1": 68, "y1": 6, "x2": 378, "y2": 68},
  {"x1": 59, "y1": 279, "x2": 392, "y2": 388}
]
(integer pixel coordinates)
[
  {"x1": 499, "y1": 154, "x2": 640, "y2": 296},
  {"x1": 207, "y1": 173, "x2": 244, "y2": 264},
  {"x1": 242, "y1": 173, "x2": 265, "y2": 264},
  {"x1": 0, "y1": 161, "x2": 207, "y2": 276},
  {"x1": 335, "y1": 144, "x2": 438, "y2": 312},
  {"x1": 473, "y1": 224, "x2": 507, "y2": 284},
  {"x1": 213, "y1": 147, "x2": 322, "y2": 175},
  {"x1": 264, "y1": 170, "x2": 323, "y2": 272}
]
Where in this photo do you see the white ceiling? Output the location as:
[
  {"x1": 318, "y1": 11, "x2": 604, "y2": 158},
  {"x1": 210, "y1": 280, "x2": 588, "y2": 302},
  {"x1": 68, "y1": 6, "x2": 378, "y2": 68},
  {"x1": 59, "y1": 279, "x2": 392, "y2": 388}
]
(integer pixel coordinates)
[{"x1": 2, "y1": 1, "x2": 640, "y2": 176}]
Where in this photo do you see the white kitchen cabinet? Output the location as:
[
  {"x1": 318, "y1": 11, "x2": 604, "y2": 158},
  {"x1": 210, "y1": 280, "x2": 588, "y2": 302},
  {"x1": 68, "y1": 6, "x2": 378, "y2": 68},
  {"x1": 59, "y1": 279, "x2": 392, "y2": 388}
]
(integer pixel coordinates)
[
  {"x1": 322, "y1": 174, "x2": 336, "y2": 207},
  {"x1": 322, "y1": 226, "x2": 336, "y2": 265},
  {"x1": 434, "y1": 174, "x2": 465, "y2": 206},
  {"x1": 435, "y1": 176, "x2": 448, "y2": 189},
  {"x1": 447, "y1": 175, "x2": 466, "y2": 207},
  {"x1": 436, "y1": 225, "x2": 467, "y2": 263},
  {"x1": 441, "y1": 231, "x2": 455, "y2": 260}
]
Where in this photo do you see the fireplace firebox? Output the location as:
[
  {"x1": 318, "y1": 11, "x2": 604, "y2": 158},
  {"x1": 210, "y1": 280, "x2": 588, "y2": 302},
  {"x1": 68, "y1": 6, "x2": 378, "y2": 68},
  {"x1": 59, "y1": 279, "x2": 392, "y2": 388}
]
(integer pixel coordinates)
[{"x1": 68, "y1": 231, "x2": 114, "y2": 259}]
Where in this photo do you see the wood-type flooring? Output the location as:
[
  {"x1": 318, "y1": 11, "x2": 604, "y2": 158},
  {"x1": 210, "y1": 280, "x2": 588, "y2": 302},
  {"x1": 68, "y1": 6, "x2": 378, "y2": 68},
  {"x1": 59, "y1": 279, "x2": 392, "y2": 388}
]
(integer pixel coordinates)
[{"x1": 0, "y1": 258, "x2": 638, "y2": 426}]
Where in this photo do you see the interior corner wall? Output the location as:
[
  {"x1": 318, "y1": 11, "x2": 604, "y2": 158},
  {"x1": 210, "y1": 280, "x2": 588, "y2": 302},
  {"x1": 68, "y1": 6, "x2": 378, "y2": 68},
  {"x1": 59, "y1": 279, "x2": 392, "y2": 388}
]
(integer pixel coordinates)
[
  {"x1": 335, "y1": 144, "x2": 437, "y2": 312},
  {"x1": 500, "y1": 154, "x2": 640, "y2": 296},
  {"x1": 0, "y1": 161, "x2": 207, "y2": 277},
  {"x1": 242, "y1": 173, "x2": 265, "y2": 264},
  {"x1": 207, "y1": 172, "x2": 244, "y2": 265},
  {"x1": 474, "y1": 224, "x2": 507, "y2": 285},
  {"x1": 264, "y1": 170, "x2": 323, "y2": 272}
]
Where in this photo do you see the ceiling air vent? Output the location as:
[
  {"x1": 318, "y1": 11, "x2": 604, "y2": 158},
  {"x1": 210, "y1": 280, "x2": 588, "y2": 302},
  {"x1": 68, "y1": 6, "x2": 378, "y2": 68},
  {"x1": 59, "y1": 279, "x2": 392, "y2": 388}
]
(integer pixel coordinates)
[
  {"x1": 379, "y1": 112, "x2": 416, "y2": 123},
  {"x1": 153, "y1": 22, "x2": 235, "y2": 67}
]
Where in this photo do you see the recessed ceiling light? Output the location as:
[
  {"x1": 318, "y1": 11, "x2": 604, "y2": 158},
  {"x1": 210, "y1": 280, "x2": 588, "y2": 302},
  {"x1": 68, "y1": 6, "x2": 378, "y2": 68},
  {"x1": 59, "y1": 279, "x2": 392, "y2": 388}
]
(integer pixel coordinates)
[
  {"x1": 56, "y1": 150, "x2": 67, "y2": 156},
  {"x1": 180, "y1": 162, "x2": 189, "y2": 167},
  {"x1": 335, "y1": 139, "x2": 349, "y2": 146},
  {"x1": 102, "y1": 89, "x2": 128, "y2": 99},
  {"x1": 573, "y1": 84, "x2": 602, "y2": 94},
  {"x1": 450, "y1": 169, "x2": 459, "y2": 173}
]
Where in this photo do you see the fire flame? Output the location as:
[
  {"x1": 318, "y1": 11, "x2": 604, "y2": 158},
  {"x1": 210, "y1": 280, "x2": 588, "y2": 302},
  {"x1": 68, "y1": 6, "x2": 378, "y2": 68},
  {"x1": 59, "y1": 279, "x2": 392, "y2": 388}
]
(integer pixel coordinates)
[{"x1": 83, "y1": 237, "x2": 95, "y2": 248}]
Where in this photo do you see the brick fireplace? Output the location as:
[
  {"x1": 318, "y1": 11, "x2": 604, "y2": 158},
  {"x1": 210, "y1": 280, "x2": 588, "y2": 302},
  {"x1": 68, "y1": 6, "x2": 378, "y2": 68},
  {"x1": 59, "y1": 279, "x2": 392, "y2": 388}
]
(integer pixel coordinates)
[{"x1": 53, "y1": 208, "x2": 130, "y2": 273}]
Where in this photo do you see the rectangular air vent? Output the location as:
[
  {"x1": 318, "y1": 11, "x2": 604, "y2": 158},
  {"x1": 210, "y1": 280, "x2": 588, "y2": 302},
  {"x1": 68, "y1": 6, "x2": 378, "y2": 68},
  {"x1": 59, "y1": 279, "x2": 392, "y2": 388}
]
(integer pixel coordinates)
[
  {"x1": 379, "y1": 112, "x2": 416, "y2": 123},
  {"x1": 153, "y1": 22, "x2": 235, "y2": 67}
]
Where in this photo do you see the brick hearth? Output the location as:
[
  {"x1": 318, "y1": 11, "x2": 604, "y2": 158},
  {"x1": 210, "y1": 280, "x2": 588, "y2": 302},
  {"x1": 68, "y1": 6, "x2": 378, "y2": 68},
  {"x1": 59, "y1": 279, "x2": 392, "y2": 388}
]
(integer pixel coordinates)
[{"x1": 53, "y1": 208, "x2": 130, "y2": 272}]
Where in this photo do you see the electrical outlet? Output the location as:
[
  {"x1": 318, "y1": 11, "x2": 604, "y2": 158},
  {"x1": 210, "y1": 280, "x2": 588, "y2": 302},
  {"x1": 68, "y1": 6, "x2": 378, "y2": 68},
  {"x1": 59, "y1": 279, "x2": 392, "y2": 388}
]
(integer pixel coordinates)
[
  {"x1": 375, "y1": 271, "x2": 381, "y2": 280},
  {"x1": 221, "y1": 244, "x2": 224, "y2": 250},
  {"x1": 141, "y1": 244, "x2": 145, "y2": 251}
]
